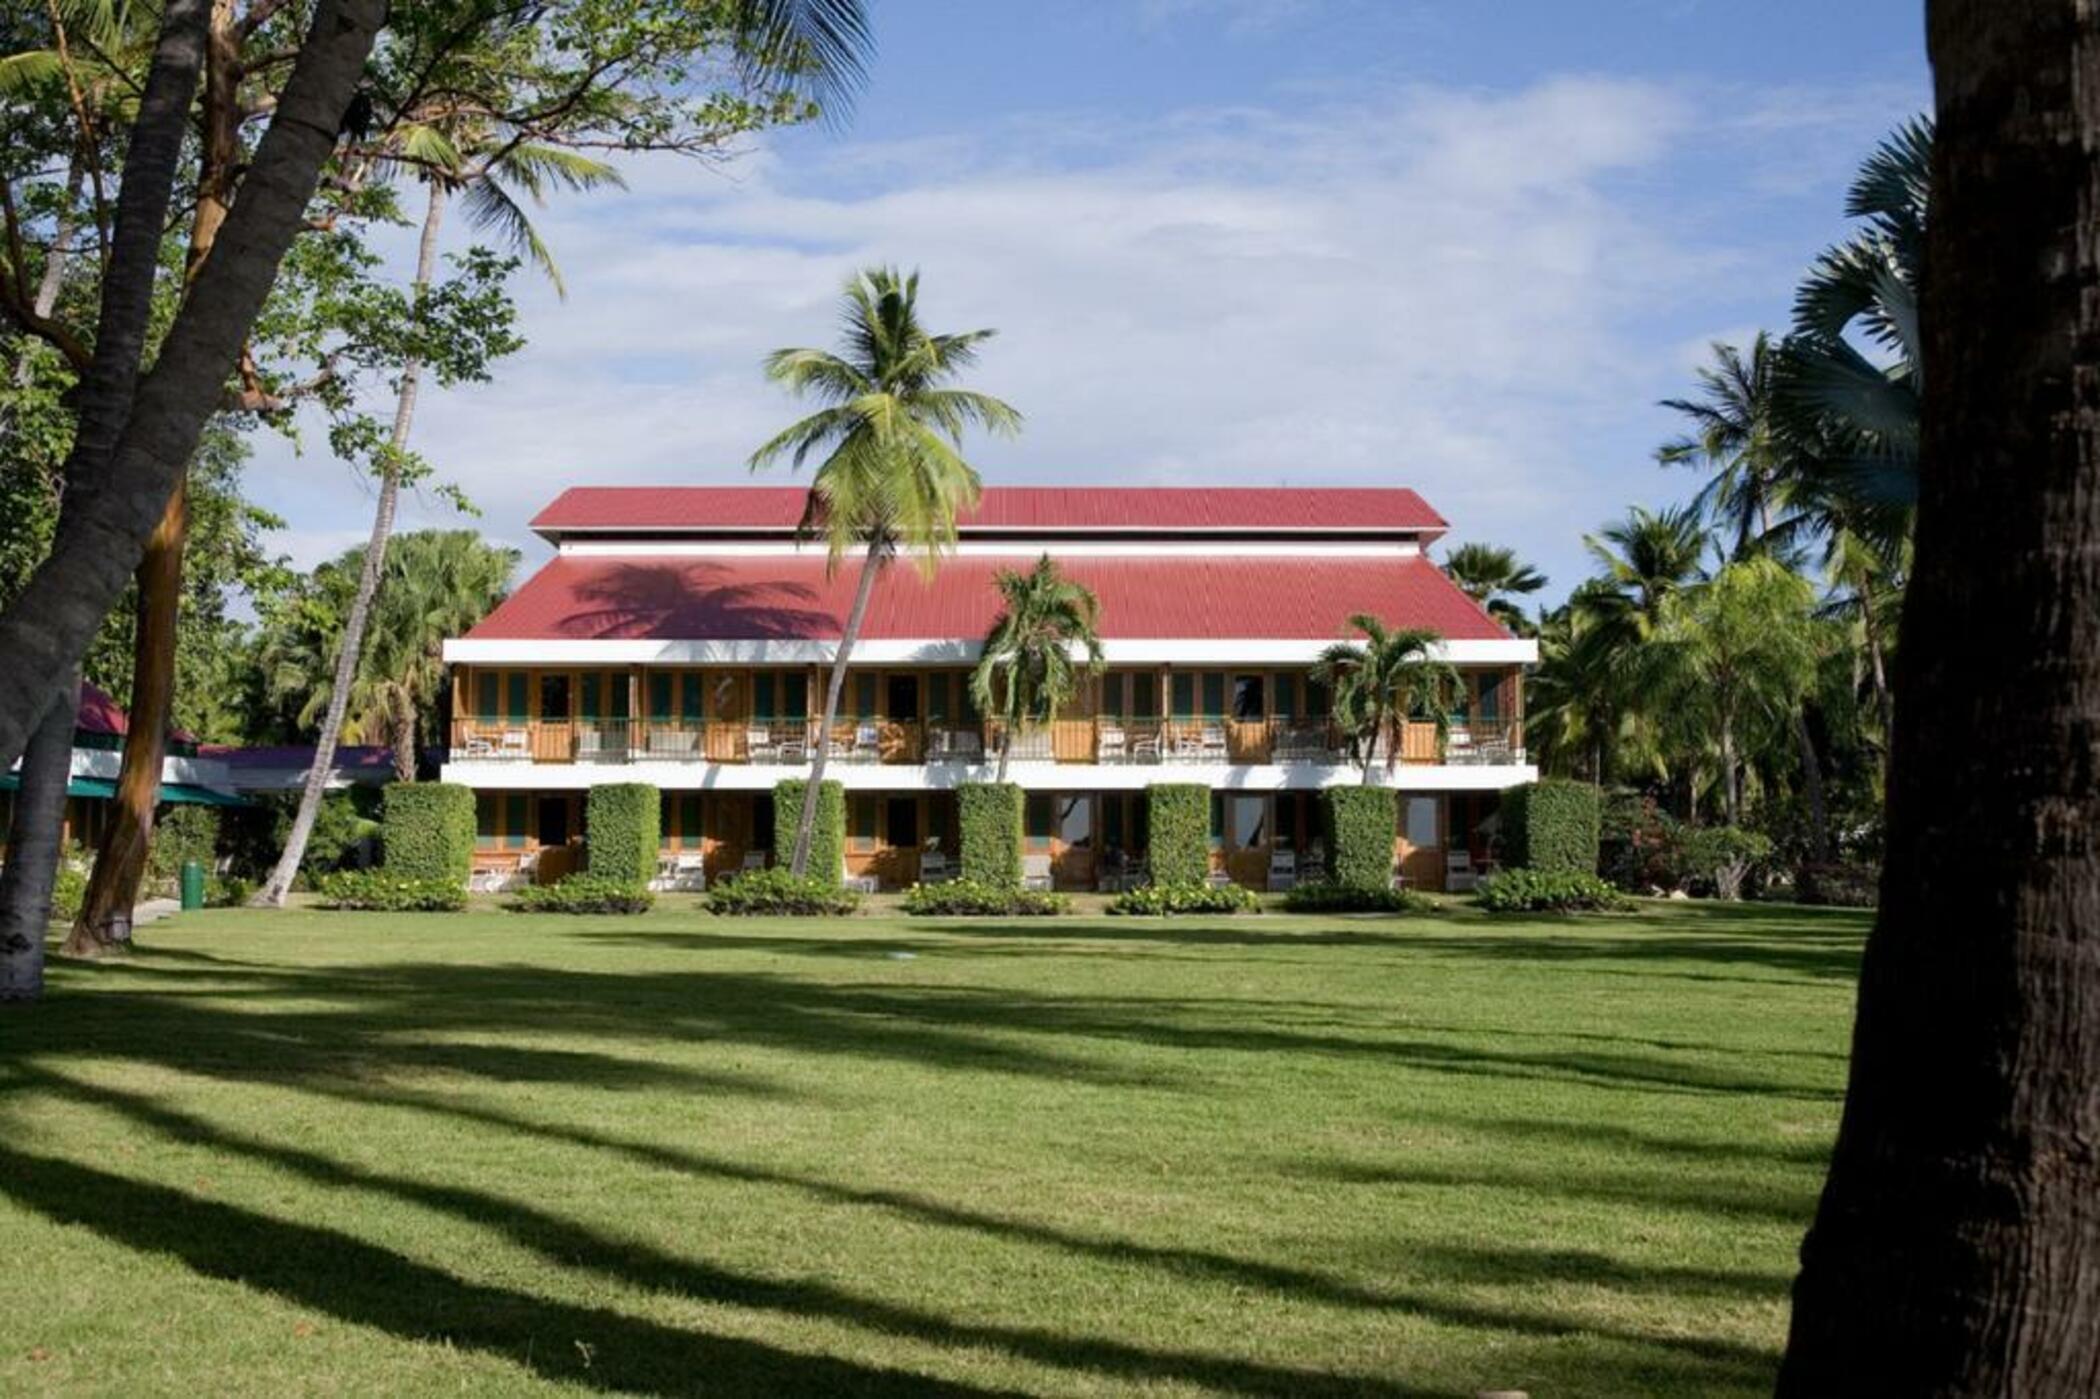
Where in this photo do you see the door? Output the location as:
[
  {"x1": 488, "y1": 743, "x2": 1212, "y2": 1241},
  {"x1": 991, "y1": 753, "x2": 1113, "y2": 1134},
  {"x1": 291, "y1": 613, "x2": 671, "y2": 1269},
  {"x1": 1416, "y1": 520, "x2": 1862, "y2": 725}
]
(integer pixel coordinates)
[
  {"x1": 885, "y1": 674, "x2": 921, "y2": 761},
  {"x1": 885, "y1": 795, "x2": 921, "y2": 885}
]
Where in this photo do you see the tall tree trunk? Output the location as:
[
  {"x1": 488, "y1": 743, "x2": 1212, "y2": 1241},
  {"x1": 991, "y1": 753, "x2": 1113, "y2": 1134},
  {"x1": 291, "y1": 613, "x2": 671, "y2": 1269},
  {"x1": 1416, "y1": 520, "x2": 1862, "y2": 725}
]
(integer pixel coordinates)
[
  {"x1": 254, "y1": 183, "x2": 447, "y2": 906},
  {"x1": 0, "y1": 0, "x2": 386, "y2": 772},
  {"x1": 392, "y1": 689, "x2": 417, "y2": 785},
  {"x1": 0, "y1": 671, "x2": 78, "y2": 1002},
  {"x1": 1860, "y1": 590, "x2": 1896, "y2": 739},
  {"x1": 68, "y1": 482, "x2": 186, "y2": 956},
  {"x1": 790, "y1": 543, "x2": 884, "y2": 877},
  {"x1": 1779, "y1": 3, "x2": 2100, "y2": 1390},
  {"x1": 69, "y1": 0, "x2": 246, "y2": 949},
  {"x1": 1793, "y1": 708, "x2": 1832, "y2": 864},
  {"x1": 1717, "y1": 718, "x2": 1739, "y2": 826}
]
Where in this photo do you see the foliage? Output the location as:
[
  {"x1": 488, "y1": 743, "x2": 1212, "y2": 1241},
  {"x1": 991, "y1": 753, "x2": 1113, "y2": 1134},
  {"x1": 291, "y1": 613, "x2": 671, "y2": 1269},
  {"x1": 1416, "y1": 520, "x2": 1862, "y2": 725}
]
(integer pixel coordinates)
[
  {"x1": 144, "y1": 806, "x2": 221, "y2": 896},
  {"x1": 1442, "y1": 542, "x2": 1546, "y2": 635},
  {"x1": 1504, "y1": 780, "x2": 1602, "y2": 875},
  {"x1": 1674, "y1": 826, "x2": 1776, "y2": 902},
  {"x1": 1311, "y1": 615, "x2": 1458, "y2": 779},
  {"x1": 585, "y1": 784, "x2": 659, "y2": 885},
  {"x1": 970, "y1": 554, "x2": 1104, "y2": 778},
  {"x1": 771, "y1": 779, "x2": 845, "y2": 886},
  {"x1": 1282, "y1": 882, "x2": 1431, "y2": 914},
  {"x1": 1145, "y1": 784, "x2": 1211, "y2": 888},
  {"x1": 1321, "y1": 787, "x2": 1397, "y2": 892},
  {"x1": 313, "y1": 870, "x2": 467, "y2": 913},
  {"x1": 222, "y1": 790, "x2": 377, "y2": 883},
  {"x1": 705, "y1": 867, "x2": 861, "y2": 917},
  {"x1": 379, "y1": 783, "x2": 475, "y2": 885},
  {"x1": 901, "y1": 878, "x2": 1068, "y2": 917},
  {"x1": 49, "y1": 854, "x2": 88, "y2": 924},
  {"x1": 1108, "y1": 882, "x2": 1260, "y2": 916},
  {"x1": 1659, "y1": 332, "x2": 1799, "y2": 561},
  {"x1": 506, "y1": 875, "x2": 654, "y2": 915},
  {"x1": 1475, "y1": 869, "x2": 1632, "y2": 914},
  {"x1": 1600, "y1": 791, "x2": 1683, "y2": 892},
  {"x1": 1794, "y1": 861, "x2": 1880, "y2": 909},
  {"x1": 956, "y1": 782, "x2": 1023, "y2": 887}
]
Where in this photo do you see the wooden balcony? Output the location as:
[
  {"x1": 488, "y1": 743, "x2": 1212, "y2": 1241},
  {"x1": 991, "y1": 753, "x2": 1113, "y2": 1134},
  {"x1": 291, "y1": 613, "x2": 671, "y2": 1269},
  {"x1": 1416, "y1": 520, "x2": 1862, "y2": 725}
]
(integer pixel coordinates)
[{"x1": 448, "y1": 715, "x2": 1524, "y2": 768}]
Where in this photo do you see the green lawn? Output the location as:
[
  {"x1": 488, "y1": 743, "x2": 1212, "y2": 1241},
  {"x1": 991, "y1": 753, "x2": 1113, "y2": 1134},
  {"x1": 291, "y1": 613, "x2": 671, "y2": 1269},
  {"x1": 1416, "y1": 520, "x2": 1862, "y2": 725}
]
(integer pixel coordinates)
[{"x1": 0, "y1": 899, "x2": 1865, "y2": 1398}]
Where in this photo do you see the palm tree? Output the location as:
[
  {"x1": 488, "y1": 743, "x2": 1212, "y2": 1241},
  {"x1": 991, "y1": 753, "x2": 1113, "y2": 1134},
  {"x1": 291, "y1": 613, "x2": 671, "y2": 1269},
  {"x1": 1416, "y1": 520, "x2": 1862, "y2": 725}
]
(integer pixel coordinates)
[
  {"x1": 1526, "y1": 587, "x2": 1622, "y2": 783},
  {"x1": 1581, "y1": 504, "x2": 1710, "y2": 628},
  {"x1": 752, "y1": 267, "x2": 1021, "y2": 875},
  {"x1": 1442, "y1": 542, "x2": 1547, "y2": 635},
  {"x1": 1660, "y1": 333, "x2": 1800, "y2": 559},
  {"x1": 1310, "y1": 616, "x2": 1459, "y2": 785},
  {"x1": 970, "y1": 555, "x2": 1104, "y2": 781}
]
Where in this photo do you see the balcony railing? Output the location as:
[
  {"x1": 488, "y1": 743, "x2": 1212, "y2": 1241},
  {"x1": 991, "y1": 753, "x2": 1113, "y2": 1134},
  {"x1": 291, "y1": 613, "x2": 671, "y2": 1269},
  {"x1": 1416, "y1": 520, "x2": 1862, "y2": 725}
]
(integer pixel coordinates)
[{"x1": 448, "y1": 715, "x2": 1524, "y2": 767}]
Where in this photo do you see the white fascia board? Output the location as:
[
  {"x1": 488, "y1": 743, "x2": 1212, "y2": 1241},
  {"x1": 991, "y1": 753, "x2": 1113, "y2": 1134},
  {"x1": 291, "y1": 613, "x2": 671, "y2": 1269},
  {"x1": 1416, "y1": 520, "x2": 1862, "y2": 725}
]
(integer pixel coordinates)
[
  {"x1": 556, "y1": 540, "x2": 1423, "y2": 559},
  {"x1": 443, "y1": 637, "x2": 1538, "y2": 666},
  {"x1": 66, "y1": 748, "x2": 239, "y2": 793},
  {"x1": 441, "y1": 760, "x2": 1539, "y2": 793}
]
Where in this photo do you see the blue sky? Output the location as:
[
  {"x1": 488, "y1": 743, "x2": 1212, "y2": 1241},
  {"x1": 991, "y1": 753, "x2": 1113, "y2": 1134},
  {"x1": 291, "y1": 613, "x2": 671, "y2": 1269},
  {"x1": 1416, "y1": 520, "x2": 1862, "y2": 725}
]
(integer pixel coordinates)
[{"x1": 250, "y1": 0, "x2": 1929, "y2": 607}]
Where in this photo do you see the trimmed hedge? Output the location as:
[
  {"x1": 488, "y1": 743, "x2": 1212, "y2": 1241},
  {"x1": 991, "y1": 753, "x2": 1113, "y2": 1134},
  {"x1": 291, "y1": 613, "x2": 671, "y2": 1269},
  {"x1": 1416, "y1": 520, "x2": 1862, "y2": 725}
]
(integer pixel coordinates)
[
  {"x1": 1475, "y1": 868, "x2": 1630, "y2": 913},
  {"x1": 1146, "y1": 784, "x2": 1210, "y2": 888},
  {"x1": 1283, "y1": 881, "x2": 1430, "y2": 914},
  {"x1": 1322, "y1": 787, "x2": 1397, "y2": 892},
  {"x1": 773, "y1": 778, "x2": 846, "y2": 886},
  {"x1": 586, "y1": 783, "x2": 659, "y2": 883},
  {"x1": 381, "y1": 782, "x2": 475, "y2": 884},
  {"x1": 507, "y1": 874, "x2": 654, "y2": 915},
  {"x1": 902, "y1": 877, "x2": 1068, "y2": 916},
  {"x1": 314, "y1": 869, "x2": 467, "y2": 912},
  {"x1": 707, "y1": 867, "x2": 860, "y2": 916},
  {"x1": 957, "y1": 782, "x2": 1023, "y2": 887},
  {"x1": 1109, "y1": 881, "x2": 1259, "y2": 916},
  {"x1": 1504, "y1": 779, "x2": 1601, "y2": 875}
]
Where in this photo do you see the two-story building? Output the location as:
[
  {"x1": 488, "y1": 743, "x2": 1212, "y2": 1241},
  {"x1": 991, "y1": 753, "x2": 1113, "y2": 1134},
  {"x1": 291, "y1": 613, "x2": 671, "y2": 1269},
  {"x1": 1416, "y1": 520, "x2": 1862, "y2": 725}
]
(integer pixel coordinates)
[{"x1": 439, "y1": 485, "x2": 1538, "y2": 891}]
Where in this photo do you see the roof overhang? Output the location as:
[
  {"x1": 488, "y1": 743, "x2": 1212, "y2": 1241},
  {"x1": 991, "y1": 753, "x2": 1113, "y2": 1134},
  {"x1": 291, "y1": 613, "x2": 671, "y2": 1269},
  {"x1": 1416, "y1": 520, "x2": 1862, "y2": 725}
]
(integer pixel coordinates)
[{"x1": 443, "y1": 637, "x2": 1539, "y2": 666}]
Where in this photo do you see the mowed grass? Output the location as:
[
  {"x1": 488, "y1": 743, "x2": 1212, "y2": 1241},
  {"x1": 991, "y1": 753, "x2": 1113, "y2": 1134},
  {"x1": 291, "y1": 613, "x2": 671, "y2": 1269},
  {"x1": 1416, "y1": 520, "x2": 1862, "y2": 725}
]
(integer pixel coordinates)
[{"x1": 0, "y1": 898, "x2": 1864, "y2": 1398}]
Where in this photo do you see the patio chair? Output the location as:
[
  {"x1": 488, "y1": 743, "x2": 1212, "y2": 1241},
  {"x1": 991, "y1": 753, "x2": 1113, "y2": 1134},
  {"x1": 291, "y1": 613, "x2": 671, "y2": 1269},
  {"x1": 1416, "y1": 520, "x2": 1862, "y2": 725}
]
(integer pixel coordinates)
[
  {"x1": 1198, "y1": 726, "x2": 1228, "y2": 762},
  {"x1": 853, "y1": 723, "x2": 882, "y2": 763},
  {"x1": 1445, "y1": 850, "x2": 1478, "y2": 894},
  {"x1": 740, "y1": 850, "x2": 769, "y2": 873},
  {"x1": 1268, "y1": 849, "x2": 1297, "y2": 892},
  {"x1": 1022, "y1": 853, "x2": 1053, "y2": 891},
  {"x1": 1205, "y1": 868, "x2": 1235, "y2": 890},
  {"x1": 673, "y1": 852, "x2": 708, "y2": 892},
  {"x1": 650, "y1": 853, "x2": 679, "y2": 891},
  {"x1": 463, "y1": 730, "x2": 496, "y2": 759},
  {"x1": 497, "y1": 728, "x2": 530, "y2": 760},
  {"x1": 1097, "y1": 724, "x2": 1127, "y2": 764},
  {"x1": 1129, "y1": 727, "x2": 1162, "y2": 763},
  {"x1": 920, "y1": 843, "x2": 954, "y2": 884}
]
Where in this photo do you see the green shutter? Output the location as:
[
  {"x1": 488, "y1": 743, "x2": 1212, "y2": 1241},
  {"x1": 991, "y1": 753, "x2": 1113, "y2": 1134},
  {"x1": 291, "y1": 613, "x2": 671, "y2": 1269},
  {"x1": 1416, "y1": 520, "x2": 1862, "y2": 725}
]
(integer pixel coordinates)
[
  {"x1": 786, "y1": 672, "x2": 809, "y2": 719},
  {"x1": 681, "y1": 673, "x2": 702, "y2": 725},
  {"x1": 1202, "y1": 673, "x2": 1225, "y2": 719},
  {"x1": 476, "y1": 794, "x2": 498, "y2": 844},
  {"x1": 1479, "y1": 673, "x2": 1501, "y2": 720},
  {"x1": 580, "y1": 673, "x2": 600, "y2": 721},
  {"x1": 753, "y1": 674, "x2": 776, "y2": 722},
  {"x1": 505, "y1": 673, "x2": 528, "y2": 722},
  {"x1": 680, "y1": 794, "x2": 703, "y2": 850},
  {"x1": 504, "y1": 794, "x2": 528, "y2": 849},
  {"x1": 1025, "y1": 793, "x2": 1054, "y2": 845},
  {"x1": 851, "y1": 795, "x2": 879, "y2": 843},
  {"x1": 1171, "y1": 673, "x2": 1195, "y2": 717},
  {"x1": 855, "y1": 673, "x2": 878, "y2": 719},
  {"x1": 648, "y1": 674, "x2": 672, "y2": 720},
  {"x1": 1272, "y1": 673, "x2": 1297, "y2": 718},
  {"x1": 476, "y1": 674, "x2": 497, "y2": 719},
  {"x1": 1209, "y1": 793, "x2": 1224, "y2": 848},
  {"x1": 1104, "y1": 796, "x2": 1125, "y2": 849},
  {"x1": 1134, "y1": 672, "x2": 1157, "y2": 717},
  {"x1": 609, "y1": 674, "x2": 630, "y2": 720},
  {"x1": 1276, "y1": 795, "x2": 1298, "y2": 846},
  {"x1": 927, "y1": 673, "x2": 950, "y2": 722}
]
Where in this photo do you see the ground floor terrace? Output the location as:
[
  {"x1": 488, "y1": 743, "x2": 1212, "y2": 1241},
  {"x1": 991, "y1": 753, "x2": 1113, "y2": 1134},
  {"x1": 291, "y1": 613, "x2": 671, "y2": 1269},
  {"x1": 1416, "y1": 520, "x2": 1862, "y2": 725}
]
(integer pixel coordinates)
[{"x1": 471, "y1": 787, "x2": 1508, "y2": 893}]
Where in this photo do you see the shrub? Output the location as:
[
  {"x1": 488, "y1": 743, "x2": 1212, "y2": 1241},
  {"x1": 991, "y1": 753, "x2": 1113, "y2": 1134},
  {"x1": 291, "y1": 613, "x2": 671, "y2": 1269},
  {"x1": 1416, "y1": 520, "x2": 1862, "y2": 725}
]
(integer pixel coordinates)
[
  {"x1": 508, "y1": 874, "x2": 655, "y2": 915},
  {"x1": 706, "y1": 867, "x2": 860, "y2": 916},
  {"x1": 207, "y1": 874, "x2": 252, "y2": 908},
  {"x1": 1283, "y1": 881, "x2": 1431, "y2": 914},
  {"x1": 1145, "y1": 784, "x2": 1210, "y2": 887},
  {"x1": 1108, "y1": 881, "x2": 1259, "y2": 916},
  {"x1": 1795, "y1": 860, "x2": 1880, "y2": 908},
  {"x1": 1673, "y1": 825, "x2": 1775, "y2": 901},
  {"x1": 313, "y1": 869, "x2": 467, "y2": 912},
  {"x1": 380, "y1": 782, "x2": 475, "y2": 884},
  {"x1": 772, "y1": 778, "x2": 845, "y2": 886},
  {"x1": 902, "y1": 877, "x2": 1068, "y2": 916},
  {"x1": 1504, "y1": 779, "x2": 1601, "y2": 874},
  {"x1": 585, "y1": 783, "x2": 659, "y2": 884},
  {"x1": 1475, "y1": 868, "x2": 1630, "y2": 914},
  {"x1": 1321, "y1": 787, "x2": 1397, "y2": 891},
  {"x1": 146, "y1": 805, "x2": 221, "y2": 895},
  {"x1": 50, "y1": 855, "x2": 89, "y2": 923},
  {"x1": 222, "y1": 789, "x2": 378, "y2": 883},
  {"x1": 957, "y1": 783, "x2": 1023, "y2": 887},
  {"x1": 1600, "y1": 792, "x2": 1680, "y2": 892}
]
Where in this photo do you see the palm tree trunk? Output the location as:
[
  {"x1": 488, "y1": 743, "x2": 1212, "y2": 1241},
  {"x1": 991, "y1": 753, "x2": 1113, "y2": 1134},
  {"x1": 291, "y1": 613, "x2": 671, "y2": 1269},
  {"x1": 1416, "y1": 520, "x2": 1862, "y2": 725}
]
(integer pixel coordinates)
[
  {"x1": 790, "y1": 542, "x2": 885, "y2": 877},
  {"x1": 1793, "y1": 709, "x2": 1831, "y2": 865},
  {"x1": 0, "y1": 670, "x2": 78, "y2": 1002},
  {"x1": 1860, "y1": 594, "x2": 1895, "y2": 739},
  {"x1": 392, "y1": 690, "x2": 417, "y2": 785},
  {"x1": 1718, "y1": 719, "x2": 1739, "y2": 826},
  {"x1": 0, "y1": 0, "x2": 385, "y2": 773},
  {"x1": 68, "y1": 481, "x2": 188, "y2": 955},
  {"x1": 254, "y1": 182, "x2": 445, "y2": 906},
  {"x1": 995, "y1": 727, "x2": 1010, "y2": 783},
  {"x1": 1779, "y1": 3, "x2": 2100, "y2": 1387}
]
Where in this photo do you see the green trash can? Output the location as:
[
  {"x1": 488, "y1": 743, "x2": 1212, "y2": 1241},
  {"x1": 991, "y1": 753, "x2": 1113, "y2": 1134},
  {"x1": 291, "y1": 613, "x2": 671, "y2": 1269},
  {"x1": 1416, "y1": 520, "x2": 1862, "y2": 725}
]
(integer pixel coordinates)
[{"x1": 179, "y1": 860, "x2": 206, "y2": 912}]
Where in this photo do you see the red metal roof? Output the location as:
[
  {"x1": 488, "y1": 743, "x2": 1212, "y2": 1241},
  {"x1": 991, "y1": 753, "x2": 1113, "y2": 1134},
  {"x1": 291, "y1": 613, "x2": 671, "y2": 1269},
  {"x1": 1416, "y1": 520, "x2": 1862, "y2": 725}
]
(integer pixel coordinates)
[
  {"x1": 466, "y1": 554, "x2": 1509, "y2": 643},
  {"x1": 74, "y1": 683, "x2": 195, "y2": 743},
  {"x1": 530, "y1": 486, "x2": 1448, "y2": 536}
]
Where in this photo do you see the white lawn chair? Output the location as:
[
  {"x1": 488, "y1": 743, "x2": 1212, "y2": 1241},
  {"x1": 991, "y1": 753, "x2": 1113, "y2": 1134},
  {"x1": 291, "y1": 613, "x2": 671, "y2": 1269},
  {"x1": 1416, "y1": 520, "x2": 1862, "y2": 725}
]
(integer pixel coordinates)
[
  {"x1": 741, "y1": 850, "x2": 769, "y2": 873},
  {"x1": 853, "y1": 723, "x2": 881, "y2": 763},
  {"x1": 746, "y1": 727, "x2": 777, "y2": 764},
  {"x1": 498, "y1": 728, "x2": 530, "y2": 760},
  {"x1": 1445, "y1": 849, "x2": 1477, "y2": 893},
  {"x1": 1268, "y1": 849, "x2": 1297, "y2": 892},
  {"x1": 1198, "y1": 726, "x2": 1228, "y2": 762},
  {"x1": 1130, "y1": 727, "x2": 1162, "y2": 764},
  {"x1": 650, "y1": 853, "x2": 678, "y2": 891},
  {"x1": 920, "y1": 844, "x2": 954, "y2": 884},
  {"x1": 1022, "y1": 853, "x2": 1053, "y2": 891},
  {"x1": 1097, "y1": 724, "x2": 1127, "y2": 764},
  {"x1": 1206, "y1": 868, "x2": 1235, "y2": 889},
  {"x1": 673, "y1": 852, "x2": 708, "y2": 891},
  {"x1": 463, "y1": 730, "x2": 496, "y2": 759}
]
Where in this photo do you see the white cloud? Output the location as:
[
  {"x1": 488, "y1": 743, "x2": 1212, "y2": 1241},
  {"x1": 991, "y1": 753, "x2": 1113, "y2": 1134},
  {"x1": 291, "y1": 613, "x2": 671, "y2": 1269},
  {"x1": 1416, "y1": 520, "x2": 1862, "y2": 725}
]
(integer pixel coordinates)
[{"x1": 253, "y1": 73, "x2": 1913, "y2": 599}]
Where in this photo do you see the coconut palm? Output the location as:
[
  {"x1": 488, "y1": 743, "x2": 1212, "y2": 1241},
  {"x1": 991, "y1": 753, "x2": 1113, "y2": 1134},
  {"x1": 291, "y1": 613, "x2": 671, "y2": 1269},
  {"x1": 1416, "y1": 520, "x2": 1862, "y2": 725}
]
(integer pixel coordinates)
[
  {"x1": 752, "y1": 267, "x2": 1021, "y2": 875},
  {"x1": 1442, "y1": 542, "x2": 1547, "y2": 635},
  {"x1": 1660, "y1": 333, "x2": 1802, "y2": 559},
  {"x1": 1310, "y1": 616, "x2": 1459, "y2": 785},
  {"x1": 969, "y1": 555, "x2": 1104, "y2": 782}
]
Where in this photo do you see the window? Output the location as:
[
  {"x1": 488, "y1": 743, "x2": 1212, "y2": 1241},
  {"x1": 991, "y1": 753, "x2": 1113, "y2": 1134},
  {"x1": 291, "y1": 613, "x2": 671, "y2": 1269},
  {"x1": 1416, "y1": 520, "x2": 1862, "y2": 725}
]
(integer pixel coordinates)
[
  {"x1": 1306, "y1": 679, "x2": 1333, "y2": 719},
  {"x1": 753, "y1": 673, "x2": 776, "y2": 722},
  {"x1": 537, "y1": 796, "x2": 571, "y2": 848},
  {"x1": 752, "y1": 794, "x2": 776, "y2": 856},
  {"x1": 1232, "y1": 675, "x2": 1266, "y2": 721},
  {"x1": 887, "y1": 797, "x2": 920, "y2": 849},
  {"x1": 1209, "y1": 792, "x2": 1224, "y2": 849},
  {"x1": 648, "y1": 673, "x2": 674, "y2": 721},
  {"x1": 1131, "y1": 671, "x2": 1157, "y2": 717},
  {"x1": 1406, "y1": 797, "x2": 1440, "y2": 849},
  {"x1": 608, "y1": 672, "x2": 630, "y2": 720},
  {"x1": 504, "y1": 794, "x2": 529, "y2": 849},
  {"x1": 476, "y1": 673, "x2": 498, "y2": 718},
  {"x1": 505, "y1": 672, "x2": 529, "y2": 722},
  {"x1": 1059, "y1": 795, "x2": 1093, "y2": 850},
  {"x1": 927, "y1": 672, "x2": 951, "y2": 723},
  {"x1": 1271, "y1": 673, "x2": 1298, "y2": 719},
  {"x1": 1275, "y1": 794, "x2": 1298, "y2": 848},
  {"x1": 1103, "y1": 794, "x2": 1125, "y2": 850},
  {"x1": 888, "y1": 674, "x2": 920, "y2": 721},
  {"x1": 1025, "y1": 793, "x2": 1055, "y2": 849},
  {"x1": 1232, "y1": 796, "x2": 1267, "y2": 849},
  {"x1": 578, "y1": 672, "x2": 601, "y2": 722},
  {"x1": 476, "y1": 793, "x2": 499, "y2": 846},
  {"x1": 1171, "y1": 672, "x2": 1196, "y2": 718},
  {"x1": 784, "y1": 672, "x2": 808, "y2": 719},
  {"x1": 1478, "y1": 673, "x2": 1502, "y2": 720},
  {"x1": 680, "y1": 673, "x2": 703, "y2": 728},
  {"x1": 854, "y1": 672, "x2": 879, "y2": 720},
  {"x1": 679, "y1": 794, "x2": 703, "y2": 850},
  {"x1": 1202, "y1": 672, "x2": 1226, "y2": 719},
  {"x1": 849, "y1": 795, "x2": 879, "y2": 851},
  {"x1": 539, "y1": 674, "x2": 570, "y2": 722}
]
